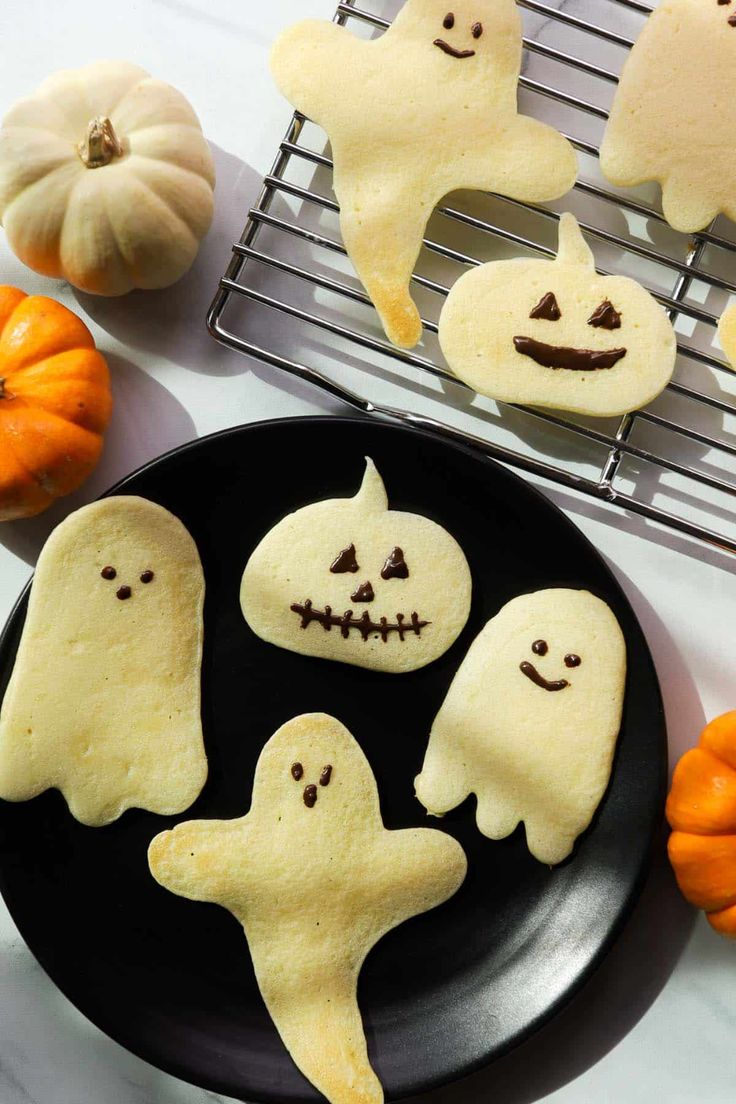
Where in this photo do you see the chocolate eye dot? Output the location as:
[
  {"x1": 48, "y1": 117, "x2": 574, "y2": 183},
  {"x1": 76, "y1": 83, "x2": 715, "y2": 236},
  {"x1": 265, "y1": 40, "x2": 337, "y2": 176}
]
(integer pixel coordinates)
[
  {"x1": 443, "y1": 12, "x2": 455, "y2": 29},
  {"x1": 140, "y1": 570, "x2": 154, "y2": 584},
  {"x1": 101, "y1": 566, "x2": 116, "y2": 580},
  {"x1": 472, "y1": 21, "x2": 483, "y2": 38},
  {"x1": 291, "y1": 762, "x2": 304, "y2": 781},
  {"x1": 565, "y1": 654, "x2": 582, "y2": 668},
  {"x1": 532, "y1": 639, "x2": 548, "y2": 656},
  {"x1": 116, "y1": 586, "x2": 132, "y2": 601},
  {"x1": 320, "y1": 765, "x2": 333, "y2": 787}
]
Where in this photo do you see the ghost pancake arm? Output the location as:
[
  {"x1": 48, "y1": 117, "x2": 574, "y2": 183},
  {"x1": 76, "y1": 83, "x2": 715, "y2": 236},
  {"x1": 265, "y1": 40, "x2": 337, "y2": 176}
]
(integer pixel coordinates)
[
  {"x1": 148, "y1": 818, "x2": 254, "y2": 906},
  {"x1": 460, "y1": 115, "x2": 577, "y2": 203},
  {"x1": 369, "y1": 828, "x2": 467, "y2": 933},
  {"x1": 270, "y1": 20, "x2": 364, "y2": 128}
]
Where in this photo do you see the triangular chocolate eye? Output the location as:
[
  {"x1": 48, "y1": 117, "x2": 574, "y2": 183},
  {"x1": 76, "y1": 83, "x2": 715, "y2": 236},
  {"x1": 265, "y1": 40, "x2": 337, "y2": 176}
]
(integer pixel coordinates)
[
  {"x1": 381, "y1": 547, "x2": 409, "y2": 580},
  {"x1": 330, "y1": 544, "x2": 359, "y2": 574},
  {"x1": 530, "y1": 292, "x2": 561, "y2": 321},
  {"x1": 588, "y1": 300, "x2": 621, "y2": 330}
]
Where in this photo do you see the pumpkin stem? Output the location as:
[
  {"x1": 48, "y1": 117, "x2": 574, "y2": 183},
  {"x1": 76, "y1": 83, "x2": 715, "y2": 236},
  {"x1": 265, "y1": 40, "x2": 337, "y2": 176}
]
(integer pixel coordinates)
[
  {"x1": 77, "y1": 116, "x2": 123, "y2": 169},
  {"x1": 0, "y1": 379, "x2": 6, "y2": 400}
]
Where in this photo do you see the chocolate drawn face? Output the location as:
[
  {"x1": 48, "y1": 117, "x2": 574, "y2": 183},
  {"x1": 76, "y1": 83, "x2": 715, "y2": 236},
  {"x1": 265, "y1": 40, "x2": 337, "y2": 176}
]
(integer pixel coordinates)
[
  {"x1": 520, "y1": 637, "x2": 583, "y2": 692},
  {"x1": 291, "y1": 540, "x2": 430, "y2": 644},
  {"x1": 434, "y1": 11, "x2": 483, "y2": 57},
  {"x1": 240, "y1": 457, "x2": 472, "y2": 673},
  {"x1": 289, "y1": 759, "x2": 333, "y2": 808},
  {"x1": 100, "y1": 564, "x2": 156, "y2": 601},
  {"x1": 514, "y1": 292, "x2": 626, "y2": 372}
]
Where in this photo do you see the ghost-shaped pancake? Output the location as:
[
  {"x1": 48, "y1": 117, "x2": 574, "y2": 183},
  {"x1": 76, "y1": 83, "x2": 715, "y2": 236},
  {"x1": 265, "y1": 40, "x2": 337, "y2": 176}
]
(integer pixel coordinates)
[
  {"x1": 240, "y1": 458, "x2": 472, "y2": 674},
  {"x1": 601, "y1": 0, "x2": 736, "y2": 233},
  {"x1": 439, "y1": 213, "x2": 676, "y2": 417},
  {"x1": 0, "y1": 496, "x2": 207, "y2": 826},
  {"x1": 271, "y1": 0, "x2": 576, "y2": 349},
  {"x1": 415, "y1": 589, "x2": 626, "y2": 865},
  {"x1": 149, "y1": 713, "x2": 467, "y2": 1104}
]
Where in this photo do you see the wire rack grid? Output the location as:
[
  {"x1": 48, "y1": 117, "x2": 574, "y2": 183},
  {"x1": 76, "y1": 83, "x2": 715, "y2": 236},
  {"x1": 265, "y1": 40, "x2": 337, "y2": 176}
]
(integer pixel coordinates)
[{"x1": 208, "y1": 0, "x2": 736, "y2": 557}]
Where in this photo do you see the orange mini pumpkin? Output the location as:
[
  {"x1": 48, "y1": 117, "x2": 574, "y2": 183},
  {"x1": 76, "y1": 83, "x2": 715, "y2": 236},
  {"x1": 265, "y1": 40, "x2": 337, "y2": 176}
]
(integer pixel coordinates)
[
  {"x1": 667, "y1": 710, "x2": 736, "y2": 938},
  {"x1": 0, "y1": 286, "x2": 112, "y2": 521}
]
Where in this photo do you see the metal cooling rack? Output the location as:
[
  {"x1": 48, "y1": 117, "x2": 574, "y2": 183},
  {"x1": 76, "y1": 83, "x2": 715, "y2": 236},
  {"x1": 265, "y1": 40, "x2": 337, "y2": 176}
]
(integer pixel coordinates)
[{"x1": 208, "y1": 0, "x2": 736, "y2": 557}]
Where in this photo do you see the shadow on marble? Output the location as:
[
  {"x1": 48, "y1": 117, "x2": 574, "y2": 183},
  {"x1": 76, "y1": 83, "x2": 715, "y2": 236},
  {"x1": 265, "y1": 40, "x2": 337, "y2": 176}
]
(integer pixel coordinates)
[
  {"x1": 542, "y1": 483, "x2": 736, "y2": 578},
  {"x1": 0, "y1": 353, "x2": 197, "y2": 567},
  {"x1": 74, "y1": 144, "x2": 262, "y2": 379},
  {"x1": 599, "y1": 561, "x2": 707, "y2": 769}
]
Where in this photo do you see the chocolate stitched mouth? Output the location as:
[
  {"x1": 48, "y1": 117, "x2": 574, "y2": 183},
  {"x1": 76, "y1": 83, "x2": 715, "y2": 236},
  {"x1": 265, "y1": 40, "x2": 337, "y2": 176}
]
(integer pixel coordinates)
[
  {"x1": 291, "y1": 600, "x2": 430, "y2": 643},
  {"x1": 520, "y1": 661, "x2": 569, "y2": 692},
  {"x1": 514, "y1": 336, "x2": 627, "y2": 371},
  {"x1": 433, "y1": 38, "x2": 476, "y2": 58}
]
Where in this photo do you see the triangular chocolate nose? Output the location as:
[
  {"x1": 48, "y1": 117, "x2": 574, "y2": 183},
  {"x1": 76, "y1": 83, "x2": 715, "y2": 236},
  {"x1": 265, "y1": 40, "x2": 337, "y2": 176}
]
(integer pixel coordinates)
[
  {"x1": 330, "y1": 544, "x2": 359, "y2": 574},
  {"x1": 381, "y1": 547, "x2": 409, "y2": 580},
  {"x1": 351, "y1": 581, "x2": 375, "y2": 603}
]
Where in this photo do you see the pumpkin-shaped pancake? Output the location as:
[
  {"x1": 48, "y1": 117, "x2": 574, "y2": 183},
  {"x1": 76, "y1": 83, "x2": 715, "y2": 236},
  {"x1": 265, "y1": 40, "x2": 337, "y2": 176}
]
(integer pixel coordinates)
[
  {"x1": 439, "y1": 214, "x2": 676, "y2": 418},
  {"x1": 241, "y1": 459, "x2": 472, "y2": 673}
]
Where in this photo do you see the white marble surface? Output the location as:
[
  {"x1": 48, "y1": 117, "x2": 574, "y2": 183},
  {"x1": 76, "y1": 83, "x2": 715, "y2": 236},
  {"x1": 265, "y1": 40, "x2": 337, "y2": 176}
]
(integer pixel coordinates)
[{"x1": 0, "y1": 1, "x2": 735, "y2": 1102}]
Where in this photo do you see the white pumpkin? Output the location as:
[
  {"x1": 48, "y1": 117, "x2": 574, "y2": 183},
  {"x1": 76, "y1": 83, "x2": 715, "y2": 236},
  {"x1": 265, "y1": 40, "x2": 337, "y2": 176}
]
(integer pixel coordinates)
[{"x1": 0, "y1": 61, "x2": 216, "y2": 295}]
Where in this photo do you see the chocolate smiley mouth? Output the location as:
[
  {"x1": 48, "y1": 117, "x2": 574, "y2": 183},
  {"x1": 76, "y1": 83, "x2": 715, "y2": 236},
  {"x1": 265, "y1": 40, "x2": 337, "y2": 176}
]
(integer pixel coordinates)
[
  {"x1": 433, "y1": 38, "x2": 476, "y2": 58},
  {"x1": 519, "y1": 661, "x2": 569, "y2": 692},
  {"x1": 514, "y1": 336, "x2": 627, "y2": 372},
  {"x1": 291, "y1": 600, "x2": 430, "y2": 643}
]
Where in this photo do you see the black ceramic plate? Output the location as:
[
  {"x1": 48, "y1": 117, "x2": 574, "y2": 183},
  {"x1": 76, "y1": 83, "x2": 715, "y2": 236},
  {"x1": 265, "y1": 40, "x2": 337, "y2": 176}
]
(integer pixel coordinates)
[{"x1": 0, "y1": 417, "x2": 665, "y2": 1103}]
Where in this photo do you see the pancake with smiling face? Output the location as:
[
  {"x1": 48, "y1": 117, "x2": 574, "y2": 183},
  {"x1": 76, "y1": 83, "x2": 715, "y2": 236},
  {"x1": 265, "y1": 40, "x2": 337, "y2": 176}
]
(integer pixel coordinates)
[
  {"x1": 270, "y1": 0, "x2": 576, "y2": 349},
  {"x1": 415, "y1": 589, "x2": 626, "y2": 865},
  {"x1": 439, "y1": 213, "x2": 676, "y2": 417}
]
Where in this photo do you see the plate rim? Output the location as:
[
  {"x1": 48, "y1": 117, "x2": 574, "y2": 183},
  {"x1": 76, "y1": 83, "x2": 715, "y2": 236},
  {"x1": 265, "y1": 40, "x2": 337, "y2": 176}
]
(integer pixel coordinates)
[{"x1": 0, "y1": 415, "x2": 667, "y2": 1103}]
